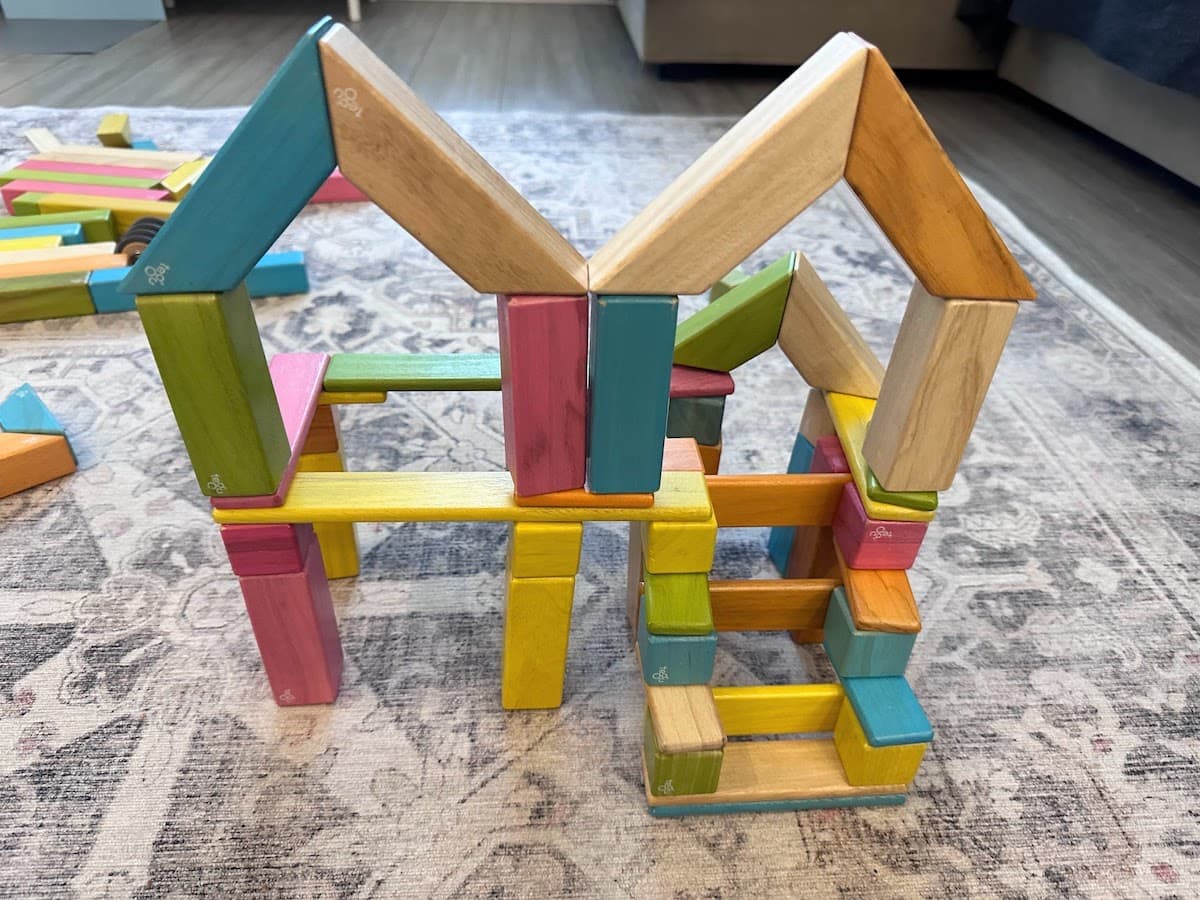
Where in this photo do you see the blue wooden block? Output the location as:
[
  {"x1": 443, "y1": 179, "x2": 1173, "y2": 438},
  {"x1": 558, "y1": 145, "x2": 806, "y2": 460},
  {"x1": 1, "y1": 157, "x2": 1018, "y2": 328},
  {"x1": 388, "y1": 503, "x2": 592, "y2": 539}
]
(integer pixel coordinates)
[
  {"x1": 842, "y1": 676, "x2": 933, "y2": 747},
  {"x1": 767, "y1": 431, "x2": 815, "y2": 574},
  {"x1": 587, "y1": 294, "x2": 678, "y2": 494},
  {"x1": 638, "y1": 597, "x2": 716, "y2": 686},
  {"x1": 823, "y1": 587, "x2": 916, "y2": 678},
  {"x1": 130, "y1": 139, "x2": 158, "y2": 150},
  {"x1": 0, "y1": 383, "x2": 66, "y2": 437},
  {"x1": 120, "y1": 17, "x2": 336, "y2": 295},
  {"x1": 0, "y1": 223, "x2": 84, "y2": 245},
  {"x1": 649, "y1": 792, "x2": 906, "y2": 817}
]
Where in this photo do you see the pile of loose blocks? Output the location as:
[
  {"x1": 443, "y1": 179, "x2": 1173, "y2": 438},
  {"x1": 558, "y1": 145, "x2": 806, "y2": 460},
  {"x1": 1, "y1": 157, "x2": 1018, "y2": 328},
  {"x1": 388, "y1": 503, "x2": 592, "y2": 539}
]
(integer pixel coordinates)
[
  {"x1": 116, "y1": 18, "x2": 1035, "y2": 816},
  {"x1": 0, "y1": 383, "x2": 76, "y2": 499}
]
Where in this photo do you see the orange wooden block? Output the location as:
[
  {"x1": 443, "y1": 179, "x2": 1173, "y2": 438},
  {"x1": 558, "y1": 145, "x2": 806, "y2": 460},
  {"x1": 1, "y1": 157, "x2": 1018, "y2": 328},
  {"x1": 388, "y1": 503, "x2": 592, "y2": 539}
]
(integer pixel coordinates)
[
  {"x1": 708, "y1": 578, "x2": 837, "y2": 632},
  {"x1": 785, "y1": 525, "x2": 839, "y2": 581},
  {"x1": 697, "y1": 441, "x2": 722, "y2": 475},
  {"x1": 513, "y1": 488, "x2": 653, "y2": 508},
  {"x1": 789, "y1": 628, "x2": 825, "y2": 645},
  {"x1": 706, "y1": 473, "x2": 850, "y2": 527},
  {"x1": 0, "y1": 253, "x2": 128, "y2": 280},
  {"x1": 0, "y1": 432, "x2": 76, "y2": 498},
  {"x1": 661, "y1": 437, "x2": 706, "y2": 473},
  {"x1": 834, "y1": 545, "x2": 921, "y2": 634},
  {"x1": 301, "y1": 404, "x2": 340, "y2": 455}
]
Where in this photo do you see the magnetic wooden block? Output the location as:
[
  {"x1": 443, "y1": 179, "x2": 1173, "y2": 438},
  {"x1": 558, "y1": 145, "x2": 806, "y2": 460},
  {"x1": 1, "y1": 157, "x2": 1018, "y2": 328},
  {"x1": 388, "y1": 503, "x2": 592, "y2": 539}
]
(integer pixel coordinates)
[
  {"x1": 136, "y1": 285, "x2": 290, "y2": 498},
  {"x1": 643, "y1": 710, "x2": 723, "y2": 797},
  {"x1": 0, "y1": 432, "x2": 76, "y2": 499},
  {"x1": 0, "y1": 235, "x2": 63, "y2": 252},
  {"x1": 588, "y1": 34, "x2": 869, "y2": 294},
  {"x1": 0, "y1": 272, "x2": 95, "y2": 325},
  {"x1": 238, "y1": 541, "x2": 342, "y2": 705},
  {"x1": 706, "y1": 473, "x2": 850, "y2": 527},
  {"x1": 789, "y1": 627, "x2": 826, "y2": 645},
  {"x1": 501, "y1": 574, "x2": 575, "y2": 709},
  {"x1": 643, "y1": 571, "x2": 713, "y2": 635},
  {"x1": 158, "y1": 158, "x2": 209, "y2": 200},
  {"x1": 823, "y1": 587, "x2": 915, "y2": 678},
  {"x1": 645, "y1": 685, "x2": 725, "y2": 754},
  {"x1": 31, "y1": 147, "x2": 199, "y2": 168},
  {"x1": 708, "y1": 267, "x2": 748, "y2": 302},
  {"x1": 0, "y1": 252, "x2": 128, "y2": 281},
  {"x1": 711, "y1": 683, "x2": 843, "y2": 735},
  {"x1": 296, "y1": 450, "x2": 360, "y2": 580},
  {"x1": 324, "y1": 353, "x2": 501, "y2": 392},
  {"x1": 20, "y1": 159, "x2": 172, "y2": 181},
  {"x1": 625, "y1": 521, "x2": 644, "y2": 634},
  {"x1": 3, "y1": 182, "x2": 170, "y2": 213},
  {"x1": 317, "y1": 391, "x2": 386, "y2": 406},
  {"x1": 0, "y1": 223, "x2": 83, "y2": 245},
  {"x1": 835, "y1": 545, "x2": 921, "y2": 634},
  {"x1": 309, "y1": 168, "x2": 368, "y2": 203},
  {"x1": 844, "y1": 48, "x2": 1035, "y2": 302},
  {"x1": 647, "y1": 791, "x2": 906, "y2": 818},
  {"x1": 778, "y1": 253, "x2": 884, "y2": 398},
  {"x1": 121, "y1": 19, "x2": 336, "y2": 295},
  {"x1": 498, "y1": 294, "x2": 588, "y2": 496},
  {"x1": 825, "y1": 391, "x2": 936, "y2": 522},
  {"x1": 672, "y1": 253, "x2": 795, "y2": 371},
  {"x1": 0, "y1": 240, "x2": 118, "y2": 268},
  {"x1": 696, "y1": 442, "x2": 721, "y2": 475},
  {"x1": 213, "y1": 469, "x2": 712, "y2": 525},
  {"x1": 97, "y1": 113, "x2": 133, "y2": 148},
  {"x1": 784, "y1": 525, "x2": 839, "y2": 581},
  {"x1": 637, "y1": 600, "x2": 716, "y2": 686},
  {"x1": 508, "y1": 521, "x2": 583, "y2": 578},
  {"x1": 666, "y1": 395, "x2": 725, "y2": 446},
  {"x1": 587, "y1": 294, "x2": 678, "y2": 494},
  {"x1": 841, "y1": 676, "x2": 933, "y2": 746},
  {"x1": 26, "y1": 192, "x2": 176, "y2": 234},
  {"x1": 833, "y1": 482, "x2": 927, "y2": 570},
  {"x1": 798, "y1": 389, "x2": 834, "y2": 446},
  {"x1": 0, "y1": 209, "x2": 114, "y2": 242},
  {"x1": 301, "y1": 404, "x2": 340, "y2": 455},
  {"x1": 833, "y1": 701, "x2": 927, "y2": 786},
  {"x1": 24, "y1": 128, "x2": 61, "y2": 151},
  {"x1": 220, "y1": 523, "x2": 318, "y2": 577},
  {"x1": 811, "y1": 434, "x2": 849, "y2": 475},
  {"x1": 513, "y1": 488, "x2": 652, "y2": 509},
  {"x1": 669, "y1": 364, "x2": 735, "y2": 399},
  {"x1": 641, "y1": 512, "x2": 718, "y2": 574},
  {"x1": 707, "y1": 578, "x2": 835, "y2": 632},
  {"x1": 211, "y1": 353, "x2": 331, "y2": 509},
  {"x1": 130, "y1": 139, "x2": 158, "y2": 151},
  {"x1": 661, "y1": 437, "x2": 705, "y2": 473},
  {"x1": 767, "y1": 431, "x2": 816, "y2": 574},
  {"x1": 0, "y1": 383, "x2": 67, "y2": 438},
  {"x1": 318, "y1": 25, "x2": 586, "y2": 294},
  {"x1": 863, "y1": 284, "x2": 1020, "y2": 491},
  {"x1": 0, "y1": 167, "x2": 162, "y2": 189}
]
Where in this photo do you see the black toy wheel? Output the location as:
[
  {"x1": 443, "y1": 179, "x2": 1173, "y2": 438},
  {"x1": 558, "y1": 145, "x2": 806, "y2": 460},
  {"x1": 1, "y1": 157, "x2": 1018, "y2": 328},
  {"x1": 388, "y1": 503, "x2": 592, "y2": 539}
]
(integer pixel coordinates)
[{"x1": 116, "y1": 216, "x2": 167, "y2": 261}]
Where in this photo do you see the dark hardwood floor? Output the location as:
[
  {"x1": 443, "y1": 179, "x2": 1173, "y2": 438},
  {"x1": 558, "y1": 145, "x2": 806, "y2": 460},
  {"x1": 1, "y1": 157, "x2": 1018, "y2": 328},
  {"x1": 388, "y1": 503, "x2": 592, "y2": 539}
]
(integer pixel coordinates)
[{"x1": 2, "y1": 1, "x2": 1197, "y2": 365}]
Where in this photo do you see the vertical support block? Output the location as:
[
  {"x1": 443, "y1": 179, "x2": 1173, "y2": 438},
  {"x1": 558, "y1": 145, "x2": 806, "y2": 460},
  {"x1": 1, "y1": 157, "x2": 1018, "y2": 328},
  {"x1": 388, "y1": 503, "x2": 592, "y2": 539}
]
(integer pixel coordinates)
[
  {"x1": 508, "y1": 522, "x2": 583, "y2": 578},
  {"x1": 221, "y1": 523, "x2": 317, "y2": 577},
  {"x1": 625, "y1": 520, "x2": 645, "y2": 635},
  {"x1": 833, "y1": 700, "x2": 927, "y2": 786},
  {"x1": 666, "y1": 395, "x2": 726, "y2": 447},
  {"x1": 641, "y1": 513, "x2": 718, "y2": 574},
  {"x1": 587, "y1": 294, "x2": 678, "y2": 494},
  {"x1": 501, "y1": 573, "x2": 575, "y2": 709},
  {"x1": 296, "y1": 446, "x2": 360, "y2": 579},
  {"x1": 638, "y1": 600, "x2": 717, "y2": 686},
  {"x1": 497, "y1": 294, "x2": 588, "y2": 496},
  {"x1": 643, "y1": 710, "x2": 723, "y2": 797},
  {"x1": 767, "y1": 430, "x2": 816, "y2": 575},
  {"x1": 238, "y1": 541, "x2": 342, "y2": 705}
]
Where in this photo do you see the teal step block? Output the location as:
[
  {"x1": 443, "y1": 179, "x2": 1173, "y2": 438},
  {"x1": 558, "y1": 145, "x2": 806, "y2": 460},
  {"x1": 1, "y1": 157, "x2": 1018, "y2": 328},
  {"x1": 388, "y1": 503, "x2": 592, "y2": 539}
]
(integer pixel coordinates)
[
  {"x1": 587, "y1": 294, "x2": 678, "y2": 494},
  {"x1": 121, "y1": 17, "x2": 336, "y2": 295},
  {"x1": 842, "y1": 676, "x2": 933, "y2": 747},
  {"x1": 823, "y1": 587, "x2": 916, "y2": 678},
  {"x1": 649, "y1": 792, "x2": 907, "y2": 817},
  {"x1": 768, "y1": 431, "x2": 816, "y2": 574},
  {"x1": 0, "y1": 223, "x2": 84, "y2": 245},
  {"x1": 666, "y1": 395, "x2": 725, "y2": 446},
  {"x1": 638, "y1": 597, "x2": 716, "y2": 686}
]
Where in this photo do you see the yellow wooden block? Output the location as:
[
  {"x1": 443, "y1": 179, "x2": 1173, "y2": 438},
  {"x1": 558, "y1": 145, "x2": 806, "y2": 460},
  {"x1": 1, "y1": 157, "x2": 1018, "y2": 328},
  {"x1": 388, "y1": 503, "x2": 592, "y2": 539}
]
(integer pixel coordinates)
[
  {"x1": 501, "y1": 574, "x2": 575, "y2": 709},
  {"x1": 646, "y1": 685, "x2": 725, "y2": 753},
  {"x1": 159, "y1": 158, "x2": 210, "y2": 200},
  {"x1": 641, "y1": 511, "x2": 718, "y2": 574},
  {"x1": 296, "y1": 451, "x2": 359, "y2": 579},
  {"x1": 833, "y1": 701, "x2": 927, "y2": 786},
  {"x1": 97, "y1": 113, "x2": 133, "y2": 148},
  {"x1": 317, "y1": 391, "x2": 387, "y2": 405},
  {"x1": 509, "y1": 522, "x2": 583, "y2": 578},
  {"x1": 33, "y1": 193, "x2": 176, "y2": 234},
  {"x1": 0, "y1": 235, "x2": 63, "y2": 252},
  {"x1": 712, "y1": 684, "x2": 844, "y2": 736}
]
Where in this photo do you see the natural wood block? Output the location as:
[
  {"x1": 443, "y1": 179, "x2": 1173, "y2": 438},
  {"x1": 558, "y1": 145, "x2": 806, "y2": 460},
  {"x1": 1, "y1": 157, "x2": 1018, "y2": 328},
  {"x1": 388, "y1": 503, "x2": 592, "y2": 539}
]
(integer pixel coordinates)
[
  {"x1": 0, "y1": 432, "x2": 76, "y2": 499},
  {"x1": 637, "y1": 601, "x2": 716, "y2": 686},
  {"x1": 641, "y1": 512, "x2": 718, "y2": 574},
  {"x1": 833, "y1": 482, "x2": 927, "y2": 570},
  {"x1": 0, "y1": 167, "x2": 162, "y2": 189},
  {"x1": 666, "y1": 395, "x2": 725, "y2": 447},
  {"x1": 0, "y1": 272, "x2": 95, "y2": 325},
  {"x1": 799, "y1": 387, "x2": 836, "y2": 443},
  {"x1": 589, "y1": 33, "x2": 869, "y2": 294},
  {"x1": 833, "y1": 701, "x2": 927, "y2": 786},
  {"x1": 498, "y1": 294, "x2": 588, "y2": 496},
  {"x1": 707, "y1": 578, "x2": 835, "y2": 632},
  {"x1": 501, "y1": 574, "x2": 575, "y2": 709},
  {"x1": 712, "y1": 683, "x2": 844, "y2": 735},
  {"x1": 509, "y1": 521, "x2": 583, "y2": 578},
  {"x1": 669, "y1": 364, "x2": 735, "y2": 399},
  {"x1": 24, "y1": 128, "x2": 61, "y2": 151},
  {"x1": 706, "y1": 473, "x2": 850, "y2": 527},
  {"x1": 20, "y1": 159, "x2": 172, "y2": 180},
  {"x1": 301, "y1": 404, "x2": 340, "y2": 455},
  {"x1": 661, "y1": 437, "x2": 706, "y2": 473},
  {"x1": 220, "y1": 523, "x2": 318, "y2": 577},
  {"x1": 296, "y1": 449, "x2": 360, "y2": 579},
  {"x1": 318, "y1": 25, "x2": 586, "y2": 294},
  {"x1": 0, "y1": 235, "x2": 63, "y2": 252},
  {"x1": 844, "y1": 47, "x2": 1035, "y2": 301},
  {"x1": 513, "y1": 488, "x2": 652, "y2": 509},
  {"x1": 863, "y1": 284, "x2": 1019, "y2": 491},
  {"x1": 0, "y1": 222, "x2": 84, "y2": 245},
  {"x1": 778, "y1": 253, "x2": 884, "y2": 398},
  {"x1": 646, "y1": 685, "x2": 725, "y2": 753},
  {"x1": 31, "y1": 146, "x2": 200, "y2": 168},
  {"x1": 834, "y1": 544, "x2": 921, "y2": 634},
  {"x1": 643, "y1": 710, "x2": 723, "y2": 796},
  {"x1": 324, "y1": 353, "x2": 501, "y2": 392},
  {"x1": 823, "y1": 586, "x2": 915, "y2": 678},
  {"x1": 26, "y1": 192, "x2": 176, "y2": 234},
  {"x1": 0, "y1": 209, "x2": 114, "y2": 242},
  {"x1": 0, "y1": 251, "x2": 128, "y2": 281},
  {"x1": 643, "y1": 570, "x2": 713, "y2": 635},
  {"x1": 0, "y1": 240, "x2": 119, "y2": 268},
  {"x1": 696, "y1": 442, "x2": 721, "y2": 475},
  {"x1": 97, "y1": 113, "x2": 133, "y2": 148}
]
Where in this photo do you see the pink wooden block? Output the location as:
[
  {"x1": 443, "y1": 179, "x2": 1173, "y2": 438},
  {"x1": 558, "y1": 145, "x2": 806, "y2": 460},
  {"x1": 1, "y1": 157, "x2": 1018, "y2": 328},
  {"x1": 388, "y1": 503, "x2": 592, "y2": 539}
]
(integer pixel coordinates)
[
  {"x1": 211, "y1": 352, "x2": 331, "y2": 510},
  {"x1": 1, "y1": 180, "x2": 171, "y2": 212},
  {"x1": 833, "y1": 482, "x2": 928, "y2": 570},
  {"x1": 498, "y1": 294, "x2": 588, "y2": 496},
  {"x1": 238, "y1": 541, "x2": 342, "y2": 705},
  {"x1": 669, "y1": 364, "x2": 735, "y2": 399},
  {"x1": 812, "y1": 434, "x2": 850, "y2": 475},
  {"x1": 308, "y1": 169, "x2": 368, "y2": 203},
  {"x1": 19, "y1": 159, "x2": 172, "y2": 180},
  {"x1": 221, "y1": 522, "x2": 318, "y2": 576}
]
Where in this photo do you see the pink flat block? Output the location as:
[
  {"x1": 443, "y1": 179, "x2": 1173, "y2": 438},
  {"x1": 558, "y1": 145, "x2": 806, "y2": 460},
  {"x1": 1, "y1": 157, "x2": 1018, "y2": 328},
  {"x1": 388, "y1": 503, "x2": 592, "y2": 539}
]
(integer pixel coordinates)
[
  {"x1": 669, "y1": 364, "x2": 735, "y2": 399},
  {"x1": 812, "y1": 434, "x2": 850, "y2": 475},
  {"x1": 239, "y1": 542, "x2": 343, "y2": 705},
  {"x1": 833, "y1": 482, "x2": 927, "y2": 570},
  {"x1": 308, "y1": 169, "x2": 368, "y2": 203},
  {"x1": 221, "y1": 522, "x2": 318, "y2": 576},
  {"x1": 211, "y1": 352, "x2": 330, "y2": 510},
  {"x1": 19, "y1": 159, "x2": 172, "y2": 180},
  {"x1": 1, "y1": 180, "x2": 171, "y2": 212}
]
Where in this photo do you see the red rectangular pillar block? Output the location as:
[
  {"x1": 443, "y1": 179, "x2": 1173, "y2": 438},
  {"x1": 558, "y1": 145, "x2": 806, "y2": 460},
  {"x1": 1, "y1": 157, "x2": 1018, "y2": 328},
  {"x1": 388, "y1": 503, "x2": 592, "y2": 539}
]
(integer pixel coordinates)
[
  {"x1": 497, "y1": 294, "x2": 588, "y2": 496},
  {"x1": 221, "y1": 522, "x2": 318, "y2": 576},
  {"x1": 833, "y1": 482, "x2": 928, "y2": 570},
  {"x1": 812, "y1": 434, "x2": 850, "y2": 475}
]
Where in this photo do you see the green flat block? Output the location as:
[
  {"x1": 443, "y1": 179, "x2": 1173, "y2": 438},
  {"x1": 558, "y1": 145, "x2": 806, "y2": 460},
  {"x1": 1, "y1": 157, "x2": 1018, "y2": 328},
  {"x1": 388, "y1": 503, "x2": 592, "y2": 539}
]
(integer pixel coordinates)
[
  {"x1": 708, "y1": 267, "x2": 748, "y2": 303},
  {"x1": 643, "y1": 711, "x2": 723, "y2": 797},
  {"x1": 666, "y1": 395, "x2": 725, "y2": 446},
  {"x1": 136, "y1": 283, "x2": 289, "y2": 497},
  {"x1": 673, "y1": 252, "x2": 794, "y2": 372},
  {"x1": 324, "y1": 353, "x2": 501, "y2": 392},
  {"x1": 866, "y1": 466, "x2": 938, "y2": 512},
  {"x1": 648, "y1": 793, "x2": 907, "y2": 817},
  {"x1": 0, "y1": 209, "x2": 115, "y2": 242},
  {"x1": 10, "y1": 192, "x2": 45, "y2": 216},
  {"x1": 0, "y1": 272, "x2": 95, "y2": 325},
  {"x1": 0, "y1": 168, "x2": 162, "y2": 190},
  {"x1": 644, "y1": 570, "x2": 713, "y2": 635}
]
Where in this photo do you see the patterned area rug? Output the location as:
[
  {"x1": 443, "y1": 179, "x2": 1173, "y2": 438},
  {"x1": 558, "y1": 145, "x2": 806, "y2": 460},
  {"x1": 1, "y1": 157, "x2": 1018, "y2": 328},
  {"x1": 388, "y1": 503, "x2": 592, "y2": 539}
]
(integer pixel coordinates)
[{"x1": 1, "y1": 107, "x2": 1198, "y2": 898}]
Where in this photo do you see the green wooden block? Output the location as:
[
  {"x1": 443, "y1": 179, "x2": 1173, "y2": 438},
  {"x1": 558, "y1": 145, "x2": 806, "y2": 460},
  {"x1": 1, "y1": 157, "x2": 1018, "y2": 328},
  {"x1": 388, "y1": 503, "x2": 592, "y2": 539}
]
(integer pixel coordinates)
[
  {"x1": 0, "y1": 209, "x2": 115, "y2": 243},
  {"x1": 643, "y1": 711, "x2": 723, "y2": 797},
  {"x1": 136, "y1": 283, "x2": 289, "y2": 497},
  {"x1": 324, "y1": 353, "x2": 501, "y2": 392},
  {"x1": 708, "y1": 267, "x2": 748, "y2": 303},
  {"x1": 10, "y1": 192, "x2": 45, "y2": 217},
  {"x1": 673, "y1": 252, "x2": 794, "y2": 372},
  {"x1": 643, "y1": 570, "x2": 713, "y2": 635},
  {"x1": 666, "y1": 395, "x2": 725, "y2": 446},
  {"x1": 0, "y1": 272, "x2": 95, "y2": 324},
  {"x1": 0, "y1": 168, "x2": 162, "y2": 189},
  {"x1": 866, "y1": 466, "x2": 938, "y2": 512}
]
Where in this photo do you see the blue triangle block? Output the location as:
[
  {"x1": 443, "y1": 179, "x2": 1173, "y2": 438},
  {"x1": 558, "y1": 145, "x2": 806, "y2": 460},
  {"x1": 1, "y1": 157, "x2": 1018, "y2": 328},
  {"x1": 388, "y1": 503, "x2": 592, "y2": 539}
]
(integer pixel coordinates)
[{"x1": 0, "y1": 383, "x2": 65, "y2": 437}]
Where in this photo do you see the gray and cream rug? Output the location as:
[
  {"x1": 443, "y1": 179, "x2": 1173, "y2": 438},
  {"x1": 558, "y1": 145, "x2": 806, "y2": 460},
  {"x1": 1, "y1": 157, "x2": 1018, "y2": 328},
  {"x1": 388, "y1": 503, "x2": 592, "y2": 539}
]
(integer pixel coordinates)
[{"x1": 0, "y1": 107, "x2": 1198, "y2": 898}]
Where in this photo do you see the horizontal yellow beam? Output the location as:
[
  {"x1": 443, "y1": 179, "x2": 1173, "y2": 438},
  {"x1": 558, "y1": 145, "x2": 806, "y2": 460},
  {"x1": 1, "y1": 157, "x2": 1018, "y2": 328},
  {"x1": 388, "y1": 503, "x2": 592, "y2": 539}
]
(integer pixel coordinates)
[
  {"x1": 317, "y1": 391, "x2": 387, "y2": 405},
  {"x1": 711, "y1": 683, "x2": 844, "y2": 736}
]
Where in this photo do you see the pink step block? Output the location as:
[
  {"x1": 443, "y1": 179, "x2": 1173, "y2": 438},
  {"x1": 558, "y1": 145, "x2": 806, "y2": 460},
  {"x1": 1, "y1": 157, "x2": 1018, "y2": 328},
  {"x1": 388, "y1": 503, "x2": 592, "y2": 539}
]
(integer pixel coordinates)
[
  {"x1": 812, "y1": 434, "x2": 850, "y2": 475},
  {"x1": 239, "y1": 541, "x2": 343, "y2": 705},
  {"x1": 669, "y1": 364, "x2": 735, "y2": 399},
  {"x1": 2, "y1": 180, "x2": 171, "y2": 212},
  {"x1": 221, "y1": 522, "x2": 318, "y2": 577},
  {"x1": 19, "y1": 159, "x2": 173, "y2": 180},
  {"x1": 833, "y1": 482, "x2": 928, "y2": 570},
  {"x1": 498, "y1": 294, "x2": 588, "y2": 496},
  {"x1": 309, "y1": 169, "x2": 368, "y2": 203}
]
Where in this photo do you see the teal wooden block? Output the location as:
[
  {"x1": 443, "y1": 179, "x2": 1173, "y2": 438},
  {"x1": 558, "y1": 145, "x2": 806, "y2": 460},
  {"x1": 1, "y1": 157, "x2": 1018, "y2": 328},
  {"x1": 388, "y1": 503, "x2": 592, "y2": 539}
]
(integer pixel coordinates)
[
  {"x1": 0, "y1": 223, "x2": 84, "y2": 245},
  {"x1": 768, "y1": 431, "x2": 815, "y2": 574},
  {"x1": 120, "y1": 18, "x2": 336, "y2": 295},
  {"x1": 842, "y1": 676, "x2": 933, "y2": 747},
  {"x1": 823, "y1": 587, "x2": 915, "y2": 678},
  {"x1": 0, "y1": 383, "x2": 66, "y2": 437},
  {"x1": 638, "y1": 597, "x2": 716, "y2": 686},
  {"x1": 130, "y1": 139, "x2": 158, "y2": 150},
  {"x1": 666, "y1": 395, "x2": 725, "y2": 446},
  {"x1": 587, "y1": 294, "x2": 678, "y2": 494},
  {"x1": 649, "y1": 792, "x2": 906, "y2": 817}
]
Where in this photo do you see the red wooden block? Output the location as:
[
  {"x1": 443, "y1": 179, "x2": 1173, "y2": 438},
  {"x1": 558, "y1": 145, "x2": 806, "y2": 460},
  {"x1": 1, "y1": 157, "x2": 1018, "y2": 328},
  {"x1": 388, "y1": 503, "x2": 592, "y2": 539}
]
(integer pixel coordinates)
[
  {"x1": 221, "y1": 522, "x2": 318, "y2": 576},
  {"x1": 833, "y1": 482, "x2": 928, "y2": 570},
  {"x1": 812, "y1": 434, "x2": 850, "y2": 475},
  {"x1": 20, "y1": 159, "x2": 173, "y2": 180},
  {"x1": 238, "y1": 542, "x2": 342, "y2": 705},
  {"x1": 1, "y1": 180, "x2": 171, "y2": 212},
  {"x1": 498, "y1": 294, "x2": 588, "y2": 496},
  {"x1": 308, "y1": 168, "x2": 368, "y2": 203},
  {"x1": 669, "y1": 364, "x2": 735, "y2": 399}
]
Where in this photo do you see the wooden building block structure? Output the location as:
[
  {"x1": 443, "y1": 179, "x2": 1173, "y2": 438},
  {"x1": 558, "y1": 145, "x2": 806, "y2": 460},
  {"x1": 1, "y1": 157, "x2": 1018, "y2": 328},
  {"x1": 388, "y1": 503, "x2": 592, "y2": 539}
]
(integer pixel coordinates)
[{"x1": 118, "y1": 19, "x2": 1033, "y2": 818}]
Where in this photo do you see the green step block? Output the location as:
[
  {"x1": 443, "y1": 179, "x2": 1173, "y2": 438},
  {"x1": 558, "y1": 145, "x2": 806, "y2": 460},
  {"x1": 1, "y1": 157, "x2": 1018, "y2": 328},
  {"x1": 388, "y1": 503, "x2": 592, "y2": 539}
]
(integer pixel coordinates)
[
  {"x1": 643, "y1": 570, "x2": 713, "y2": 635},
  {"x1": 643, "y1": 710, "x2": 723, "y2": 797}
]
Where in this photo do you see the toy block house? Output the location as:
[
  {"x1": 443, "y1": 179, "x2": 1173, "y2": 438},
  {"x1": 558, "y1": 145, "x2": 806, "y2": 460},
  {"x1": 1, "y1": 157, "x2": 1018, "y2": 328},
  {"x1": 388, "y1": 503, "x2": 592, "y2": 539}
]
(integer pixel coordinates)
[{"x1": 124, "y1": 17, "x2": 1032, "y2": 817}]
